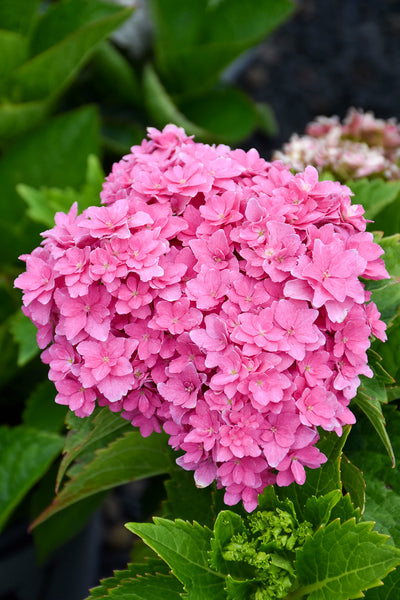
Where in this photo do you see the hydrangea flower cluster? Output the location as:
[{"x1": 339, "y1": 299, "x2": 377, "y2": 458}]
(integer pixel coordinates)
[
  {"x1": 274, "y1": 108, "x2": 400, "y2": 180},
  {"x1": 15, "y1": 124, "x2": 388, "y2": 511}
]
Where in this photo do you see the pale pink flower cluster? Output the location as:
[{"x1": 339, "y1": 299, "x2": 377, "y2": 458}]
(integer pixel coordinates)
[
  {"x1": 274, "y1": 108, "x2": 400, "y2": 180},
  {"x1": 15, "y1": 124, "x2": 389, "y2": 512}
]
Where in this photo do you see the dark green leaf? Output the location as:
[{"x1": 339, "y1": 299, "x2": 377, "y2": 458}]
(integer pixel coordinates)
[
  {"x1": 329, "y1": 494, "x2": 361, "y2": 524},
  {"x1": 352, "y1": 391, "x2": 394, "y2": 467},
  {"x1": 56, "y1": 407, "x2": 131, "y2": 492},
  {"x1": 22, "y1": 379, "x2": 66, "y2": 433},
  {"x1": 340, "y1": 455, "x2": 366, "y2": 513},
  {"x1": 148, "y1": 0, "x2": 206, "y2": 55},
  {"x1": 362, "y1": 475, "x2": 400, "y2": 547},
  {"x1": 162, "y1": 464, "x2": 216, "y2": 528},
  {"x1": 0, "y1": 0, "x2": 40, "y2": 34},
  {"x1": 364, "y1": 567, "x2": 400, "y2": 599},
  {"x1": 32, "y1": 430, "x2": 170, "y2": 527},
  {"x1": 209, "y1": 510, "x2": 244, "y2": 573},
  {"x1": 292, "y1": 519, "x2": 400, "y2": 600},
  {"x1": 0, "y1": 99, "x2": 49, "y2": 142},
  {"x1": 0, "y1": 30, "x2": 27, "y2": 94},
  {"x1": 142, "y1": 64, "x2": 210, "y2": 140},
  {"x1": 126, "y1": 518, "x2": 226, "y2": 600},
  {"x1": 179, "y1": 87, "x2": 258, "y2": 143},
  {"x1": 0, "y1": 425, "x2": 63, "y2": 532},
  {"x1": 88, "y1": 559, "x2": 169, "y2": 597}
]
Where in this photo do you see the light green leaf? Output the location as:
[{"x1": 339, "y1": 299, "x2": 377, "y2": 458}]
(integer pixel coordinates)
[
  {"x1": 17, "y1": 183, "x2": 80, "y2": 227},
  {"x1": 22, "y1": 379, "x2": 66, "y2": 433},
  {"x1": 0, "y1": 425, "x2": 63, "y2": 532},
  {"x1": 291, "y1": 519, "x2": 400, "y2": 600},
  {"x1": 209, "y1": 510, "x2": 245, "y2": 574},
  {"x1": 348, "y1": 179, "x2": 400, "y2": 222},
  {"x1": 8, "y1": 309, "x2": 39, "y2": 366},
  {"x1": 14, "y1": 1, "x2": 134, "y2": 102},
  {"x1": 303, "y1": 490, "x2": 342, "y2": 530},
  {"x1": 56, "y1": 407, "x2": 131, "y2": 492},
  {"x1": 126, "y1": 518, "x2": 226, "y2": 600},
  {"x1": 32, "y1": 430, "x2": 170, "y2": 527}
]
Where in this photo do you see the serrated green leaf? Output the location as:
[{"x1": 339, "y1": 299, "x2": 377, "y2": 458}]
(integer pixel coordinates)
[
  {"x1": 364, "y1": 567, "x2": 400, "y2": 599},
  {"x1": 277, "y1": 428, "x2": 351, "y2": 520},
  {"x1": 56, "y1": 407, "x2": 131, "y2": 492},
  {"x1": 0, "y1": 106, "x2": 99, "y2": 263},
  {"x1": 179, "y1": 87, "x2": 258, "y2": 143},
  {"x1": 209, "y1": 510, "x2": 245, "y2": 574},
  {"x1": 88, "y1": 559, "x2": 169, "y2": 598},
  {"x1": 126, "y1": 518, "x2": 226, "y2": 600},
  {"x1": 0, "y1": 425, "x2": 63, "y2": 532},
  {"x1": 329, "y1": 494, "x2": 361, "y2": 524},
  {"x1": 340, "y1": 455, "x2": 366, "y2": 513},
  {"x1": 32, "y1": 430, "x2": 170, "y2": 527},
  {"x1": 22, "y1": 379, "x2": 67, "y2": 433},
  {"x1": 92, "y1": 572, "x2": 183, "y2": 600},
  {"x1": 290, "y1": 519, "x2": 400, "y2": 600},
  {"x1": 362, "y1": 475, "x2": 400, "y2": 547},
  {"x1": 224, "y1": 576, "x2": 259, "y2": 600},
  {"x1": 14, "y1": 1, "x2": 133, "y2": 102},
  {"x1": 8, "y1": 309, "x2": 39, "y2": 366},
  {"x1": 303, "y1": 490, "x2": 342, "y2": 530}
]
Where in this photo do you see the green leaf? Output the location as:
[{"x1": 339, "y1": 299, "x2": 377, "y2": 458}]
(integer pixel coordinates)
[
  {"x1": 126, "y1": 518, "x2": 226, "y2": 600},
  {"x1": 329, "y1": 494, "x2": 361, "y2": 524},
  {"x1": 352, "y1": 391, "x2": 394, "y2": 467},
  {"x1": 364, "y1": 567, "x2": 400, "y2": 599},
  {"x1": 0, "y1": 0, "x2": 41, "y2": 34},
  {"x1": 0, "y1": 425, "x2": 63, "y2": 532},
  {"x1": 254, "y1": 101, "x2": 278, "y2": 137},
  {"x1": 209, "y1": 510, "x2": 245, "y2": 573},
  {"x1": 14, "y1": 0, "x2": 134, "y2": 102},
  {"x1": 90, "y1": 41, "x2": 142, "y2": 108},
  {"x1": 0, "y1": 105, "x2": 99, "y2": 263},
  {"x1": 22, "y1": 379, "x2": 67, "y2": 433},
  {"x1": 0, "y1": 98, "x2": 49, "y2": 142},
  {"x1": 148, "y1": 0, "x2": 207, "y2": 55},
  {"x1": 291, "y1": 519, "x2": 400, "y2": 600},
  {"x1": 32, "y1": 430, "x2": 170, "y2": 527},
  {"x1": 179, "y1": 87, "x2": 258, "y2": 143},
  {"x1": 87, "y1": 560, "x2": 177, "y2": 599},
  {"x1": 348, "y1": 179, "x2": 400, "y2": 222},
  {"x1": 17, "y1": 183, "x2": 80, "y2": 227},
  {"x1": 204, "y1": 0, "x2": 295, "y2": 46},
  {"x1": 0, "y1": 30, "x2": 27, "y2": 94},
  {"x1": 376, "y1": 234, "x2": 400, "y2": 278},
  {"x1": 303, "y1": 490, "x2": 342, "y2": 530},
  {"x1": 8, "y1": 309, "x2": 39, "y2": 366},
  {"x1": 340, "y1": 455, "x2": 366, "y2": 513},
  {"x1": 277, "y1": 427, "x2": 351, "y2": 520},
  {"x1": 162, "y1": 464, "x2": 216, "y2": 528},
  {"x1": 362, "y1": 475, "x2": 400, "y2": 547},
  {"x1": 56, "y1": 407, "x2": 131, "y2": 492},
  {"x1": 90, "y1": 573, "x2": 183, "y2": 600},
  {"x1": 79, "y1": 154, "x2": 105, "y2": 210},
  {"x1": 142, "y1": 63, "x2": 211, "y2": 140}
]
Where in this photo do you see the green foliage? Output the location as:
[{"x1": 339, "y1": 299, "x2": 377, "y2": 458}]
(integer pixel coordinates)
[
  {"x1": 32, "y1": 429, "x2": 170, "y2": 528},
  {"x1": 291, "y1": 519, "x2": 400, "y2": 600},
  {"x1": 0, "y1": 425, "x2": 63, "y2": 532}
]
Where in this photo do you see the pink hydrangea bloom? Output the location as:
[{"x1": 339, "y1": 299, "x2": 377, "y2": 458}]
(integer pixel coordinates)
[
  {"x1": 274, "y1": 107, "x2": 400, "y2": 180},
  {"x1": 15, "y1": 124, "x2": 389, "y2": 512}
]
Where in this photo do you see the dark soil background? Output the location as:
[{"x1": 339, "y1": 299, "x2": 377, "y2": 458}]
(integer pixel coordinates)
[{"x1": 97, "y1": 0, "x2": 400, "y2": 587}]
